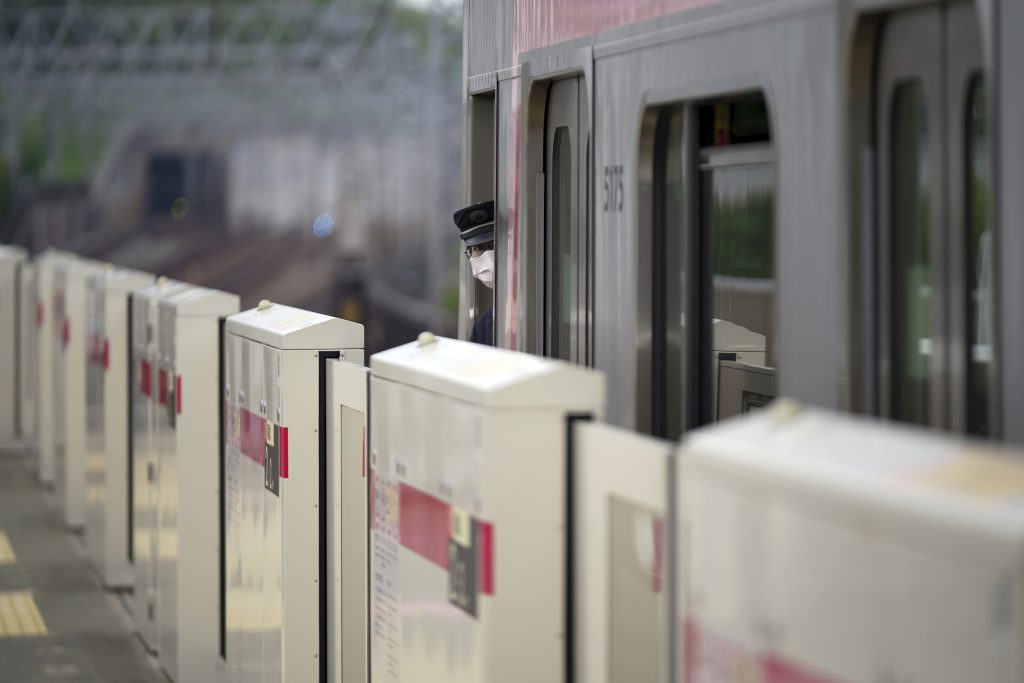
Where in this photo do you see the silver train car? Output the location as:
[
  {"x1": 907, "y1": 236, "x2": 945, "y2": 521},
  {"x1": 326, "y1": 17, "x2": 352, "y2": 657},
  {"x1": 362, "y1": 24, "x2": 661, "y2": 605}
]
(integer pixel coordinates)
[{"x1": 458, "y1": 0, "x2": 1024, "y2": 444}]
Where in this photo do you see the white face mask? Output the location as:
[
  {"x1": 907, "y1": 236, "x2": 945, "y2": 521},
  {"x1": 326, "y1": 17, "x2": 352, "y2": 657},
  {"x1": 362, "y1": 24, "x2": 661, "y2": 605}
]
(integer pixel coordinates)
[{"x1": 469, "y1": 249, "x2": 495, "y2": 289}]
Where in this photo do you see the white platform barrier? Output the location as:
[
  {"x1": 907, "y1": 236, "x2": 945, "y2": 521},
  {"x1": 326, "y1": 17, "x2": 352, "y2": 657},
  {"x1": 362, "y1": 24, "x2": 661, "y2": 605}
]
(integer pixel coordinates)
[
  {"x1": 155, "y1": 285, "x2": 239, "y2": 683},
  {"x1": 36, "y1": 249, "x2": 73, "y2": 485},
  {"x1": 18, "y1": 258, "x2": 38, "y2": 448},
  {"x1": 53, "y1": 257, "x2": 107, "y2": 528},
  {"x1": 223, "y1": 302, "x2": 363, "y2": 683},
  {"x1": 325, "y1": 357, "x2": 370, "y2": 683},
  {"x1": 573, "y1": 421, "x2": 674, "y2": 683},
  {"x1": 132, "y1": 277, "x2": 192, "y2": 652},
  {"x1": 0, "y1": 245, "x2": 28, "y2": 446},
  {"x1": 676, "y1": 403, "x2": 1024, "y2": 683},
  {"x1": 84, "y1": 267, "x2": 154, "y2": 587},
  {"x1": 368, "y1": 336, "x2": 604, "y2": 683}
]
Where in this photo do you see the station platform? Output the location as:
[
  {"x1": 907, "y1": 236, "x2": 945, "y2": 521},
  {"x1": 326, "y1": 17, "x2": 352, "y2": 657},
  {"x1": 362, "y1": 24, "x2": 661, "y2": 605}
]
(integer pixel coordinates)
[{"x1": 0, "y1": 447, "x2": 165, "y2": 683}]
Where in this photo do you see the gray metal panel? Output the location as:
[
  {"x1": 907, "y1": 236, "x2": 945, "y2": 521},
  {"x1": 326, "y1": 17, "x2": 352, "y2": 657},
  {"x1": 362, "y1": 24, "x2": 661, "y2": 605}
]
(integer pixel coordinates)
[
  {"x1": 874, "y1": 7, "x2": 945, "y2": 428},
  {"x1": 464, "y1": 0, "x2": 513, "y2": 79},
  {"x1": 495, "y1": 76, "x2": 520, "y2": 348},
  {"x1": 589, "y1": 3, "x2": 841, "y2": 429},
  {"x1": 998, "y1": 0, "x2": 1024, "y2": 444},
  {"x1": 946, "y1": 4, "x2": 985, "y2": 434}
]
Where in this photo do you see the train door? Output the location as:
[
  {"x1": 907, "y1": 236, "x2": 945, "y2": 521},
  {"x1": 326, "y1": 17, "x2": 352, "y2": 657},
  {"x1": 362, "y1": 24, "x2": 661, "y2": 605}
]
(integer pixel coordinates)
[
  {"x1": 875, "y1": 2, "x2": 989, "y2": 433},
  {"x1": 545, "y1": 77, "x2": 592, "y2": 364}
]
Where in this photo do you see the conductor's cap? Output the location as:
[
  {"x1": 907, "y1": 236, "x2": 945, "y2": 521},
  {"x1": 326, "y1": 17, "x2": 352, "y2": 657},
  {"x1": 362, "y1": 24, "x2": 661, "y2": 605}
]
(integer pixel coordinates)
[{"x1": 453, "y1": 199, "x2": 495, "y2": 247}]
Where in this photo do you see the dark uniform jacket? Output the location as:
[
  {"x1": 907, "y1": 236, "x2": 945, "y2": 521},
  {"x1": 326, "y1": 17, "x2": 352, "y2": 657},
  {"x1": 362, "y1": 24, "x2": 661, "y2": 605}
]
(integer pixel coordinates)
[{"x1": 470, "y1": 307, "x2": 494, "y2": 346}]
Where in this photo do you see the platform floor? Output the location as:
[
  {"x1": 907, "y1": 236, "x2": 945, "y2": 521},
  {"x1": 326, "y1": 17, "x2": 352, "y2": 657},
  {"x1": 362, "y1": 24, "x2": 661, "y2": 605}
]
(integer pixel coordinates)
[{"x1": 0, "y1": 446, "x2": 166, "y2": 683}]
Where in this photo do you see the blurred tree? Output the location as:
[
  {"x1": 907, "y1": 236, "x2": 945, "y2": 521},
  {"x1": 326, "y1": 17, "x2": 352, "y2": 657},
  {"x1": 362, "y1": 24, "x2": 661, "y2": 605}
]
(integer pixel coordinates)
[
  {"x1": 17, "y1": 114, "x2": 48, "y2": 179},
  {"x1": 0, "y1": 158, "x2": 11, "y2": 218}
]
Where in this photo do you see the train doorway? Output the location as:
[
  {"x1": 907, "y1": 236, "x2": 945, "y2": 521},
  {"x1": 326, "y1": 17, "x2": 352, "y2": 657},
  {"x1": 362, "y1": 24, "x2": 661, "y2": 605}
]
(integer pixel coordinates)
[
  {"x1": 645, "y1": 94, "x2": 776, "y2": 440},
  {"x1": 874, "y1": 2, "x2": 990, "y2": 434}
]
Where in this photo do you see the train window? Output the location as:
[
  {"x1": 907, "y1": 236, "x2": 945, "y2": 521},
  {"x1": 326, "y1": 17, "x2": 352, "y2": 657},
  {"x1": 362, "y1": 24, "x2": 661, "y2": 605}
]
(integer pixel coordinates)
[
  {"x1": 890, "y1": 82, "x2": 932, "y2": 426},
  {"x1": 464, "y1": 92, "x2": 496, "y2": 344},
  {"x1": 966, "y1": 77, "x2": 991, "y2": 435},
  {"x1": 871, "y1": 4, "x2": 986, "y2": 432},
  {"x1": 701, "y1": 117, "x2": 775, "y2": 426},
  {"x1": 651, "y1": 110, "x2": 685, "y2": 439},
  {"x1": 543, "y1": 76, "x2": 590, "y2": 364},
  {"x1": 550, "y1": 127, "x2": 573, "y2": 360}
]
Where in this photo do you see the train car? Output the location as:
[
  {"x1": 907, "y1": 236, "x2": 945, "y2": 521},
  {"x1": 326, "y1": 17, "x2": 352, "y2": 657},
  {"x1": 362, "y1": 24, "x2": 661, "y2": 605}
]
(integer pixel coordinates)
[{"x1": 458, "y1": 0, "x2": 1024, "y2": 444}]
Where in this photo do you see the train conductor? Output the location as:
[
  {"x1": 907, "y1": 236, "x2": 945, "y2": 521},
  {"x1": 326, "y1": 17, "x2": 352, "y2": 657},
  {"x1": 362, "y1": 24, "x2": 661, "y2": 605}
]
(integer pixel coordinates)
[{"x1": 454, "y1": 199, "x2": 495, "y2": 346}]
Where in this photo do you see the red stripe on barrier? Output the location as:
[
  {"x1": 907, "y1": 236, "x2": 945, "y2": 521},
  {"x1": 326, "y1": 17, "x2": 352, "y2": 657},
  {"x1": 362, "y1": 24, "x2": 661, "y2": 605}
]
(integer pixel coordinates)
[
  {"x1": 224, "y1": 401, "x2": 231, "y2": 444},
  {"x1": 240, "y1": 407, "x2": 266, "y2": 466},
  {"x1": 176, "y1": 374, "x2": 182, "y2": 415},
  {"x1": 652, "y1": 517, "x2": 664, "y2": 593},
  {"x1": 62, "y1": 319, "x2": 70, "y2": 347},
  {"x1": 158, "y1": 369, "x2": 168, "y2": 406},
  {"x1": 399, "y1": 484, "x2": 450, "y2": 570},
  {"x1": 376, "y1": 480, "x2": 497, "y2": 595},
  {"x1": 684, "y1": 618, "x2": 841, "y2": 683},
  {"x1": 280, "y1": 427, "x2": 289, "y2": 478},
  {"x1": 141, "y1": 360, "x2": 152, "y2": 397},
  {"x1": 368, "y1": 469, "x2": 375, "y2": 529},
  {"x1": 478, "y1": 521, "x2": 494, "y2": 595},
  {"x1": 762, "y1": 655, "x2": 839, "y2": 683}
]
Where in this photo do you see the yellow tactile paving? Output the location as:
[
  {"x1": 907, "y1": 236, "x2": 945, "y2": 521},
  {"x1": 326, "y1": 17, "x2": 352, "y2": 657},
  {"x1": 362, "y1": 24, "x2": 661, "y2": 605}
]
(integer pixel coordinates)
[
  {"x1": 0, "y1": 531, "x2": 14, "y2": 564},
  {"x1": 0, "y1": 591, "x2": 48, "y2": 637}
]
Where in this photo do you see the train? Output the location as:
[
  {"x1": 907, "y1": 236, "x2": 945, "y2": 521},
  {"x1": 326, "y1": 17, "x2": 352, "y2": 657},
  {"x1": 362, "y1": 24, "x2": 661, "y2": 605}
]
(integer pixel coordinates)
[{"x1": 457, "y1": 0, "x2": 1024, "y2": 445}]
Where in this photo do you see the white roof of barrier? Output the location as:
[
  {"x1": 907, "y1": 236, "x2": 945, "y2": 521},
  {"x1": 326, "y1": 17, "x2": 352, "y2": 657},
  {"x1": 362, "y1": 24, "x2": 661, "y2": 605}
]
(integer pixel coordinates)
[
  {"x1": 133, "y1": 278, "x2": 190, "y2": 304},
  {"x1": 0, "y1": 244, "x2": 27, "y2": 262},
  {"x1": 89, "y1": 268, "x2": 154, "y2": 294},
  {"x1": 682, "y1": 402, "x2": 1024, "y2": 529},
  {"x1": 226, "y1": 301, "x2": 363, "y2": 350},
  {"x1": 370, "y1": 335, "x2": 605, "y2": 408},
  {"x1": 160, "y1": 285, "x2": 240, "y2": 317},
  {"x1": 58, "y1": 258, "x2": 107, "y2": 283}
]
